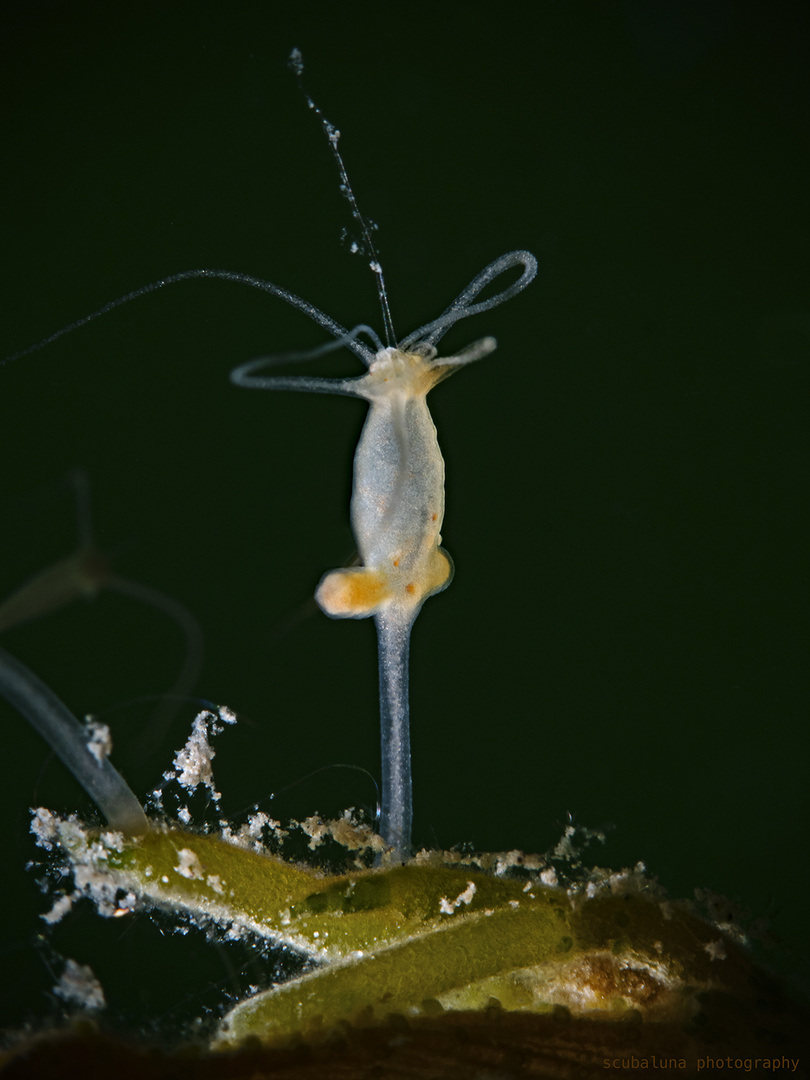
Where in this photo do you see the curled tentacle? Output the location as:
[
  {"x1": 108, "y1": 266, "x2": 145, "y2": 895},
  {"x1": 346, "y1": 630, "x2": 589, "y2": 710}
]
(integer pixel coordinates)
[
  {"x1": 230, "y1": 324, "x2": 383, "y2": 395},
  {"x1": 399, "y1": 251, "x2": 538, "y2": 352}
]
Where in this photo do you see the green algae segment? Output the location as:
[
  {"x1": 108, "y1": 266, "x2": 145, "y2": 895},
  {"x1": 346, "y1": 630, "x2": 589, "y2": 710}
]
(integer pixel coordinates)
[{"x1": 44, "y1": 818, "x2": 758, "y2": 1049}]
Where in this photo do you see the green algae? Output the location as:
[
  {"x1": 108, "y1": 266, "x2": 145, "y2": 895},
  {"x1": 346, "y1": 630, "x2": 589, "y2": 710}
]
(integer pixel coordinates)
[{"x1": 38, "y1": 814, "x2": 760, "y2": 1049}]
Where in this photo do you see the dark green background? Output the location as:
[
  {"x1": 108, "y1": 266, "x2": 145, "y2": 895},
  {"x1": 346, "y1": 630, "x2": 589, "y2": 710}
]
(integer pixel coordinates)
[{"x1": 1, "y1": 1, "x2": 807, "y2": 1034}]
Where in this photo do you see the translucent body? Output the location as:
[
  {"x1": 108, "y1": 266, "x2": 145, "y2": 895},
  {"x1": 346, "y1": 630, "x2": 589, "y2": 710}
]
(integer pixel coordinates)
[
  {"x1": 312, "y1": 348, "x2": 457, "y2": 853},
  {"x1": 231, "y1": 250, "x2": 537, "y2": 858},
  {"x1": 316, "y1": 348, "x2": 454, "y2": 620}
]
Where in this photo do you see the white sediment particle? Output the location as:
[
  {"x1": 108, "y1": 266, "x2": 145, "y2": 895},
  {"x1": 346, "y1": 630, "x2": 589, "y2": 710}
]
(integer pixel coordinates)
[
  {"x1": 458, "y1": 881, "x2": 476, "y2": 905},
  {"x1": 218, "y1": 706, "x2": 237, "y2": 726},
  {"x1": 54, "y1": 958, "x2": 106, "y2": 1011},
  {"x1": 114, "y1": 891, "x2": 137, "y2": 915},
  {"x1": 35, "y1": 813, "x2": 122, "y2": 918},
  {"x1": 247, "y1": 811, "x2": 281, "y2": 837},
  {"x1": 330, "y1": 811, "x2": 385, "y2": 854},
  {"x1": 540, "y1": 867, "x2": 558, "y2": 887},
  {"x1": 439, "y1": 880, "x2": 477, "y2": 915},
  {"x1": 608, "y1": 862, "x2": 648, "y2": 897},
  {"x1": 221, "y1": 812, "x2": 287, "y2": 853},
  {"x1": 493, "y1": 850, "x2": 525, "y2": 876},
  {"x1": 30, "y1": 807, "x2": 58, "y2": 850},
  {"x1": 704, "y1": 939, "x2": 727, "y2": 961},
  {"x1": 552, "y1": 822, "x2": 606, "y2": 864},
  {"x1": 171, "y1": 714, "x2": 217, "y2": 794},
  {"x1": 296, "y1": 811, "x2": 385, "y2": 855},
  {"x1": 287, "y1": 48, "x2": 303, "y2": 77},
  {"x1": 84, "y1": 720, "x2": 112, "y2": 764},
  {"x1": 71, "y1": 854, "x2": 120, "y2": 918},
  {"x1": 254, "y1": 812, "x2": 275, "y2": 831},
  {"x1": 175, "y1": 848, "x2": 204, "y2": 880},
  {"x1": 414, "y1": 847, "x2": 546, "y2": 875},
  {"x1": 42, "y1": 893, "x2": 74, "y2": 925},
  {"x1": 207, "y1": 874, "x2": 225, "y2": 895},
  {"x1": 694, "y1": 887, "x2": 749, "y2": 941},
  {"x1": 167, "y1": 709, "x2": 233, "y2": 800},
  {"x1": 553, "y1": 825, "x2": 579, "y2": 860},
  {"x1": 300, "y1": 815, "x2": 329, "y2": 850}
]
